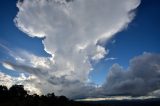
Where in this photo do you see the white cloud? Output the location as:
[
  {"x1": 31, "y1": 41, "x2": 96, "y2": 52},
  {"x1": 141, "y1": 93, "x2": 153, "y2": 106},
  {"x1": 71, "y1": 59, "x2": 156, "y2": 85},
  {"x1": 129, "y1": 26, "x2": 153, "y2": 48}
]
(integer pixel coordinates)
[
  {"x1": 0, "y1": 71, "x2": 41, "y2": 94},
  {"x1": 0, "y1": 71, "x2": 14, "y2": 87},
  {"x1": 91, "y1": 46, "x2": 107, "y2": 61},
  {"x1": 8, "y1": 0, "x2": 141, "y2": 98},
  {"x1": 15, "y1": 50, "x2": 54, "y2": 69},
  {"x1": 2, "y1": 62, "x2": 15, "y2": 70}
]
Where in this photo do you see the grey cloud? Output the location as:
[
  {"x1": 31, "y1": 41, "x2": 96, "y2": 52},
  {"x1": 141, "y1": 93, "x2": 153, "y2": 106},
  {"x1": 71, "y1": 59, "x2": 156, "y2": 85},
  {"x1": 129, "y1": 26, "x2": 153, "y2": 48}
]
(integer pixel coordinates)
[
  {"x1": 2, "y1": 61, "x2": 95, "y2": 98},
  {"x1": 65, "y1": 0, "x2": 73, "y2": 2},
  {"x1": 3, "y1": 61, "x2": 48, "y2": 78},
  {"x1": 101, "y1": 53, "x2": 160, "y2": 97},
  {"x1": 2, "y1": 52, "x2": 160, "y2": 99}
]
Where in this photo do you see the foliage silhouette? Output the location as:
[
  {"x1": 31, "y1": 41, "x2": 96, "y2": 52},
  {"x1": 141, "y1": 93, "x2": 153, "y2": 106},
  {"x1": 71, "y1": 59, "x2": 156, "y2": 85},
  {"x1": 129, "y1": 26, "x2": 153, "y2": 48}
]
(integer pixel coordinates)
[
  {"x1": 0, "y1": 85, "x2": 160, "y2": 106},
  {"x1": 9, "y1": 85, "x2": 27, "y2": 99},
  {"x1": 0, "y1": 85, "x2": 86, "y2": 106}
]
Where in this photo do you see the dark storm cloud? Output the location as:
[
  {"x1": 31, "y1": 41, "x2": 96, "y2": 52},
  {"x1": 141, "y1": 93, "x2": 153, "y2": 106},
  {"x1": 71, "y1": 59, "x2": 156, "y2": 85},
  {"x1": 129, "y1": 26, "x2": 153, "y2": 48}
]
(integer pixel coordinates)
[
  {"x1": 65, "y1": 0, "x2": 73, "y2": 2},
  {"x1": 101, "y1": 53, "x2": 160, "y2": 97}
]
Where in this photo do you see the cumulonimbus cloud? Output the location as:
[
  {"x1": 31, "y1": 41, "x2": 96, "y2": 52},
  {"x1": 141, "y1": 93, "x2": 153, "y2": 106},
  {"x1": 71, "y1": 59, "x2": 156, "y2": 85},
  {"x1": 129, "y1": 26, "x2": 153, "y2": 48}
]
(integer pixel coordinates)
[
  {"x1": 2, "y1": 0, "x2": 141, "y2": 98},
  {"x1": 14, "y1": 0, "x2": 140, "y2": 80}
]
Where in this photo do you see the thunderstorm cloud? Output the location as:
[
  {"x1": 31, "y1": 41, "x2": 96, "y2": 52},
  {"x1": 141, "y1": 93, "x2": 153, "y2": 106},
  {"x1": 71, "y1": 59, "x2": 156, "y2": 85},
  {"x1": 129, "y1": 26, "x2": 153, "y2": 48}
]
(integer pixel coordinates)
[{"x1": 0, "y1": 0, "x2": 143, "y2": 98}]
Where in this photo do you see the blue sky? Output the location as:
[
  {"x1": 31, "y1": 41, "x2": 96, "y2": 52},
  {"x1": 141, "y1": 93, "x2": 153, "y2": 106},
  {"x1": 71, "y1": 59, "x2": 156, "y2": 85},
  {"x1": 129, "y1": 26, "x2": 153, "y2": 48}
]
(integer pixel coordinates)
[
  {"x1": 0, "y1": 0, "x2": 160, "y2": 98},
  {"x1": 0, "y1": 0, "x2": 49, "y2": 76},
  {"x1": 0, "y1": 0, "x2": 48, "y2": 56},
  {"x1": 90, "y1": 0, "x2": 160, "y2": 84},
  {"x1": 0, "y1": 0, "x2": 160, "y2": 84}
]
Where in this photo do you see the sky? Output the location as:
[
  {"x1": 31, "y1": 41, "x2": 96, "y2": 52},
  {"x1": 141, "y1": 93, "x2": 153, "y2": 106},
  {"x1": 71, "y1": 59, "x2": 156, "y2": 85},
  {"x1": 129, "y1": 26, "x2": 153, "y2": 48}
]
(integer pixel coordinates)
[{"x1": 0, "y1": 0, "x2": 160, "y2": 99}]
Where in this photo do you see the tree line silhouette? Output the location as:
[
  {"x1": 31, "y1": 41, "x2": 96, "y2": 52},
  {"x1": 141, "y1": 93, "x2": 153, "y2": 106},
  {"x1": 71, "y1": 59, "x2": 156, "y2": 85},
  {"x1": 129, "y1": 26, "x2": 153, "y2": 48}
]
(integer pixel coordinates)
[{"x1": 0, "y1": 85, "x2": 99, "y2": 106}]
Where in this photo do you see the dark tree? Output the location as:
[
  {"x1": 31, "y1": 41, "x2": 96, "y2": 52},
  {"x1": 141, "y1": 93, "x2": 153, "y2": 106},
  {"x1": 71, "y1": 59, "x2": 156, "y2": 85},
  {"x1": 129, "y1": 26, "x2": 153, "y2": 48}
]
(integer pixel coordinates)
[
  {"x1": 0, "y1": 85, "x2": 8, "y2": 101},
  {"x1": 9, "y1": 85, "x2": 27, "y2": 98},
  {"x1": 0, "y1": 85, "x2": 83, "y2": 106}
]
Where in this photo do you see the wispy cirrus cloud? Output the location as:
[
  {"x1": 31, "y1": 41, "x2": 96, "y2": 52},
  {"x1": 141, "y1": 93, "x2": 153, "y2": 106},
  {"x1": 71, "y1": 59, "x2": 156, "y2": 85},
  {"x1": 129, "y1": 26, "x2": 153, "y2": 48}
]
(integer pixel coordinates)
[{"x1": 105, "y1": 57, "x2": 118, "y2": 61}]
